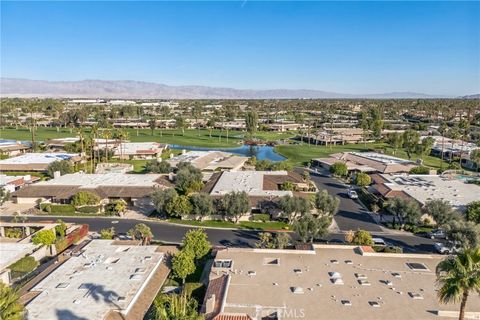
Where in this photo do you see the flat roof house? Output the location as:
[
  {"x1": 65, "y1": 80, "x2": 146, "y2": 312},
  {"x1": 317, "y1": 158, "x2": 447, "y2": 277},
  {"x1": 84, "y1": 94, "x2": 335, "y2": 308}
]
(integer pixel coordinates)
[
  {"x1": 12, "y1": 172, "x2": 173, "y2": 206},
  {"x1": 168, "y1": 151, "x2": 248, "y2": 172},
  {"x1": 0, "y1": 153, "x2": 81, "y2": 172},
  {"x1": 114, "y1": 142, "x2": 167, "y2": 160},
  {"x1": 0, "y1": 140, "x2": 30, "y2": 157},
  {"x1": 0, "y1": 174, "x2": 39, "y2": 193},
  {"x1": 370, "y1": 174, "x2": 480, "y2": 211},
  {"x1": 26, "y1": 240, "x2": 166, "y2": 320},
  {"x1": 313, "y1": 152, "x2": 417, "y2": 174},
  {"x1": 204, "y1": 171, "x2": 316, "y2": 214},
  {"x1": 202, "y1": 246, "x2": 480, "y2": 320}
]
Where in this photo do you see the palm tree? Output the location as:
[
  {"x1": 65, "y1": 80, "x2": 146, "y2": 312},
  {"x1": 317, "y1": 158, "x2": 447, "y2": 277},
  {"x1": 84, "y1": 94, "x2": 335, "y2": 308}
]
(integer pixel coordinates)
[
  {"x1": 151, "y1": 293, "x2": 202, "y2": 320},
  {"x1": 436, "y1": 248, "x2": 480, "y2": 320},
  {"x1": 0, "y1": 282, "x2": 25, "y2": 320},
  {"x1": 102, "y1": 129, "x2": 112, "y2": 163},
  {"x1": 439, "y1": 122, "x2": 449, "y2": 170},
  {"x1": 128, "y1": 223, "x2": 153, "y2": 245},
  {"x1": 91, "y1": 124, "x2": 99, "y2": 172}
]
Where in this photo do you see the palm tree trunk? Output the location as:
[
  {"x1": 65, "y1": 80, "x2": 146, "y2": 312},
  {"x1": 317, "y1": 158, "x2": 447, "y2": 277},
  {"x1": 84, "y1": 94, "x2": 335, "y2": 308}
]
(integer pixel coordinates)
[{"x1": 459, "y1": 291, "x2": 468, "y2": 320}]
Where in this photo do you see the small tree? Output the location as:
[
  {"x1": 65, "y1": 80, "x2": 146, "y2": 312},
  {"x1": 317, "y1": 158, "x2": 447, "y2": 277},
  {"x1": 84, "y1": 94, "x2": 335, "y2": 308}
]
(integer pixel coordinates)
[
  {"x1": 256, "y1": 232, "x2": 275, "y2": 249},
  {"x1": 145, "y1": 159, "x2": 171, "y2": 173},
  {"x1": 175, "y1": 165, "x2": 203, "y2": 195},
  {"x1": 100, "y1": 227, "x2": 115, "y2": 239},
  {"x1": 71, "y1": 191, "x2": 100, "y2": 207},
  {"x1": 314, "y1": 190, "x2": 340, "y2": 217},
  {"x1": 0, "y1": 282, "x2": 25, "y2": 320},
  {"x1": 384, "y1": 197, "x2": 422, "y2": 228},
  {"x1": 344, "y1": 230, "x2": 355, "y2": 243},
  {"x1": 32, "y1": 229, "x2": 56, "y2": 246},
  {"x1": 275, "y1": 232, "x2": 291, "y2": 249},
  {"x1": 466, "y1": 201, "x2": 480, "y2": 224},
  {"x1": 424, "y1": 199, "x2": 459, "y2": 227},
  {"x1": 354, "y1": 172, "x2": 371, "y2": 187},
  {"x1": 221, "y1": 191, "x2": 250, "y2": 223},
  {"x1": 46, "y1": 160, "x2": 73, "y2": 178},
  {"x1": 0, "y1": 188, "x2": 10, "y2": 205},
  {"x1": 172, "y1": 249, "x2": 195, "y2": 284},
  {"x1": 351, "y1": 230, "x2": 374, "y2": 246},
  {"x1": 279, "y1": 181, "x2": 296, "y2": 191},
  {"x1": 182, "y1": 229, "x2": 211, "y2": 260},
  {"x1": 55, "y1": 220, "x2": 67, "y2": 238},
  {"x1": 151, "y1": 188, "x2": 178, "y2": 216},
  {"x1": 165, "y1": 195, "x2": 193, "y2": 218},
  {"x1": 128, "y1": 223, "x2": 153, "y2": 245},
  {"x1": 330, "y1": 162, "x2": 348, "y2": 177},
  {"x1": 189, "y1": 193, "x2": 214, "y2": 221},
  {"x1": 278, "y1": 195, "x2": 311, "y2": 223},
  {"x1": 445, "y1": 221, "x2": 480, "y2": 249},
  {"x1": 245, "y1": 110, "x2": 258, "y2": 139},
  {"x1": 294, "y1": 214, "x2": 330, "y2": 243}
]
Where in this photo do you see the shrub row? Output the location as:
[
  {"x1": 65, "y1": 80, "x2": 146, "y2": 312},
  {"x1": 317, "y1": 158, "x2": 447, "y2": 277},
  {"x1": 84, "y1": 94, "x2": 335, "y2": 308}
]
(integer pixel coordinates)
[
  {"x1": 76, "y1": 205, "x2": 101, "y2": 214},
  {"x1": 41, "y1": 203, "x2": 75, "y2": 214}
]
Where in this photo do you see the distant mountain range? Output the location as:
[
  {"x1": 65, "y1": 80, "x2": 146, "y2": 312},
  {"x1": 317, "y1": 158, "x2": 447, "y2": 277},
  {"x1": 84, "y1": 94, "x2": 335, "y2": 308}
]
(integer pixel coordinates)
[
  {"x1": 460, "y1": 94, "x2": 480, "y2": 99},
  {"x1": 0, "y1": 77, "x2": 452, "y2": 99}
]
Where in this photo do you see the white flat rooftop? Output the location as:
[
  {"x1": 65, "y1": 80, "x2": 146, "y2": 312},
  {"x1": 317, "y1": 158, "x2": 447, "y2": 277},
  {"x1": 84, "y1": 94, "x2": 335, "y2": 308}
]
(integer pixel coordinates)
[
  {"x1": 0, "y1": 153, "x2": 79, "y2": 165},
  {"x1": 382, "y1": 174, "x2": 480, "y2": 209},
  {"x1": 349, "y1": 152, "x2": 412, "y2": 165},
  {"x1": 26, "y1": 240, "x2": 164, "y2": 320},
  {"x1": 210, "y1": 171, "x2": 293, "y2": 197},
  {"x1": 0, "y1": 242, "x2": 38, "y2": 270},
  {"x1": 38, "y1": 172, "x2": 163, "y2": 187},
  {"x1": 115, "y1": 142, "x2": 163, "y2": 155}
]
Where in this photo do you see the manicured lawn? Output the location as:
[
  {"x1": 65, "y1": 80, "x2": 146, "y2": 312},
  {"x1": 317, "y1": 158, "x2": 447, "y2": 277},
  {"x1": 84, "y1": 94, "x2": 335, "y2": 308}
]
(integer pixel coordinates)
[
  {"x1": 0, "y1": 127, "x2": 295, "y2": 148},
  {"x1": 167, "y1": 218, "x2": 289, "y2": 231},
  {"x1": 275, "y1": 142, "x2": 386, "y2": 166},
  {"x1": 276, "y1": 142, "x2": 450, "y2": 169}
]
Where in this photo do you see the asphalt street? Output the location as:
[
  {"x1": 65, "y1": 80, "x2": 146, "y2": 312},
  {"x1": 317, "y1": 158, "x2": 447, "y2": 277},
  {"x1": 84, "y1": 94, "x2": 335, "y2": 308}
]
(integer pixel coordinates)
[{"x1": 1, "y1": 168, "x2": 439, "y2": 253}]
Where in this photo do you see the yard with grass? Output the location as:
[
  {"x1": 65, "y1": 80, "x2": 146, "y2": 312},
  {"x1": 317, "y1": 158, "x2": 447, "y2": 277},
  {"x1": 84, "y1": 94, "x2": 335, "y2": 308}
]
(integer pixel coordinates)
[
  {"x1": 276, "y1": 142, "x2": 450, "y2": 169},
  {"x1": 1, "y1": 127, "x2": 451, "y2": 170},
  {"x1": 0, "y1": 127, "x2": 296, "y2": 148},
  {"x1": 167, "y1": 218, "x2": 289, "y2": 231}
]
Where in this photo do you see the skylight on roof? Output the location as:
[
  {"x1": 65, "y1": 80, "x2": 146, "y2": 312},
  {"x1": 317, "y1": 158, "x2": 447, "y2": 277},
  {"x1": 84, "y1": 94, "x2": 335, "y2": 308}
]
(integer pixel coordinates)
[{"x1": 406, "y1": 262, "x2": 429, "y2": 271}]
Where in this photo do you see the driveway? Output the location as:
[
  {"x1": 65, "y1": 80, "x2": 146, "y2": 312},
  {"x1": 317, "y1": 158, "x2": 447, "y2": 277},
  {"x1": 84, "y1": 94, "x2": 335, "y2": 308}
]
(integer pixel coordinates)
[{"x1": 299, "y1": 168, "x2": 382, "y2": 232}]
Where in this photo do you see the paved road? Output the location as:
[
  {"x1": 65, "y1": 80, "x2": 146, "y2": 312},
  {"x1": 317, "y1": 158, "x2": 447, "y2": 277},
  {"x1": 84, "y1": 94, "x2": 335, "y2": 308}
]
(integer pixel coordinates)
[
  {"x1": 302, "y1": 169, "x2": 382, "y2": 232},
  {"x1": 1, "y1": 168, "x2": 438, "y2": 252},
  {"x1": 1, "y1": 214, "x2": 438, "y2": 253},
  {"x1": 2, "y1": 216, "x2": 260, "y2": 247}
]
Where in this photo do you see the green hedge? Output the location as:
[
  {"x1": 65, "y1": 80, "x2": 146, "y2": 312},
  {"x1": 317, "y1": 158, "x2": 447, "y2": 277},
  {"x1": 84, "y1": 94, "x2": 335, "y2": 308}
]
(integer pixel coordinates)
[
  {"x1": 41, "y1": 204, "x2": 75, "y2": 214},
  {"x1": 76, "y1": 205, "x2": 101, "y2": 214},
  {"x1": 9, "y1": 256, "x2": 39, "y2": 278},
  {"x1": 409, "y1": 166, "x2": 430, "y2": 174},
  {"x1": 252, "y1": 213, "x2": 271, "y2": 222}
]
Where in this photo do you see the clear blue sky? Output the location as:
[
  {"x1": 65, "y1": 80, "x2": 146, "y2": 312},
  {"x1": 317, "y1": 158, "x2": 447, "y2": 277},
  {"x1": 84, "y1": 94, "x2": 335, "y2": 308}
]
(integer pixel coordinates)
[{"x1": 1, "y1": 1, "x2": 479, "y2": 96}]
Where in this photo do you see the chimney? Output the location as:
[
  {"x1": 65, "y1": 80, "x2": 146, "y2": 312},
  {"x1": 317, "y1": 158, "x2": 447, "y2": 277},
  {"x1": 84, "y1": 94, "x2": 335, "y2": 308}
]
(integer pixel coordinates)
[
  {"x1": 53, "y1": 171, "x2": 61, "y2": 179},
  {"x1": 205, "y1": 294, "x2": 216, "y2": 314},
  {"x1": 168, "y1": 172, "x2": 174, "y2": 181}
]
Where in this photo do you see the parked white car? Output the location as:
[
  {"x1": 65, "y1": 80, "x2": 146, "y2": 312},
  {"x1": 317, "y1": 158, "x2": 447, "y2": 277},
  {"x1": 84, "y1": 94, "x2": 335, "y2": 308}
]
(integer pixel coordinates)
[
  {"x1": 434, "y1": 242, "x2": 462, "y2": 255},
  {"x1": 347, "y1": 189, "x2": 358, "y2": 199}
]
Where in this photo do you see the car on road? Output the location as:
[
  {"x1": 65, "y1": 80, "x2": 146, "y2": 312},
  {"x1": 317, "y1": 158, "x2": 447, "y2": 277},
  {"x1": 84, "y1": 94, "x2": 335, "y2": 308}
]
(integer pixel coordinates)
[
  {"x1": 434, "y1": 242, "x2": 462, "y2": 255},
  {"x1": 427, "y1": 229, "x2": 447, "y2": 240},
  {"x1": 115, "y1": 233, "x2": 133, "y2": 241},
  {"x1": 372, "y1": 237, "x2": 387, "y2": 246},
  {"x1": 347, "y1": 189, "x2": 358, "y2": 199}
]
